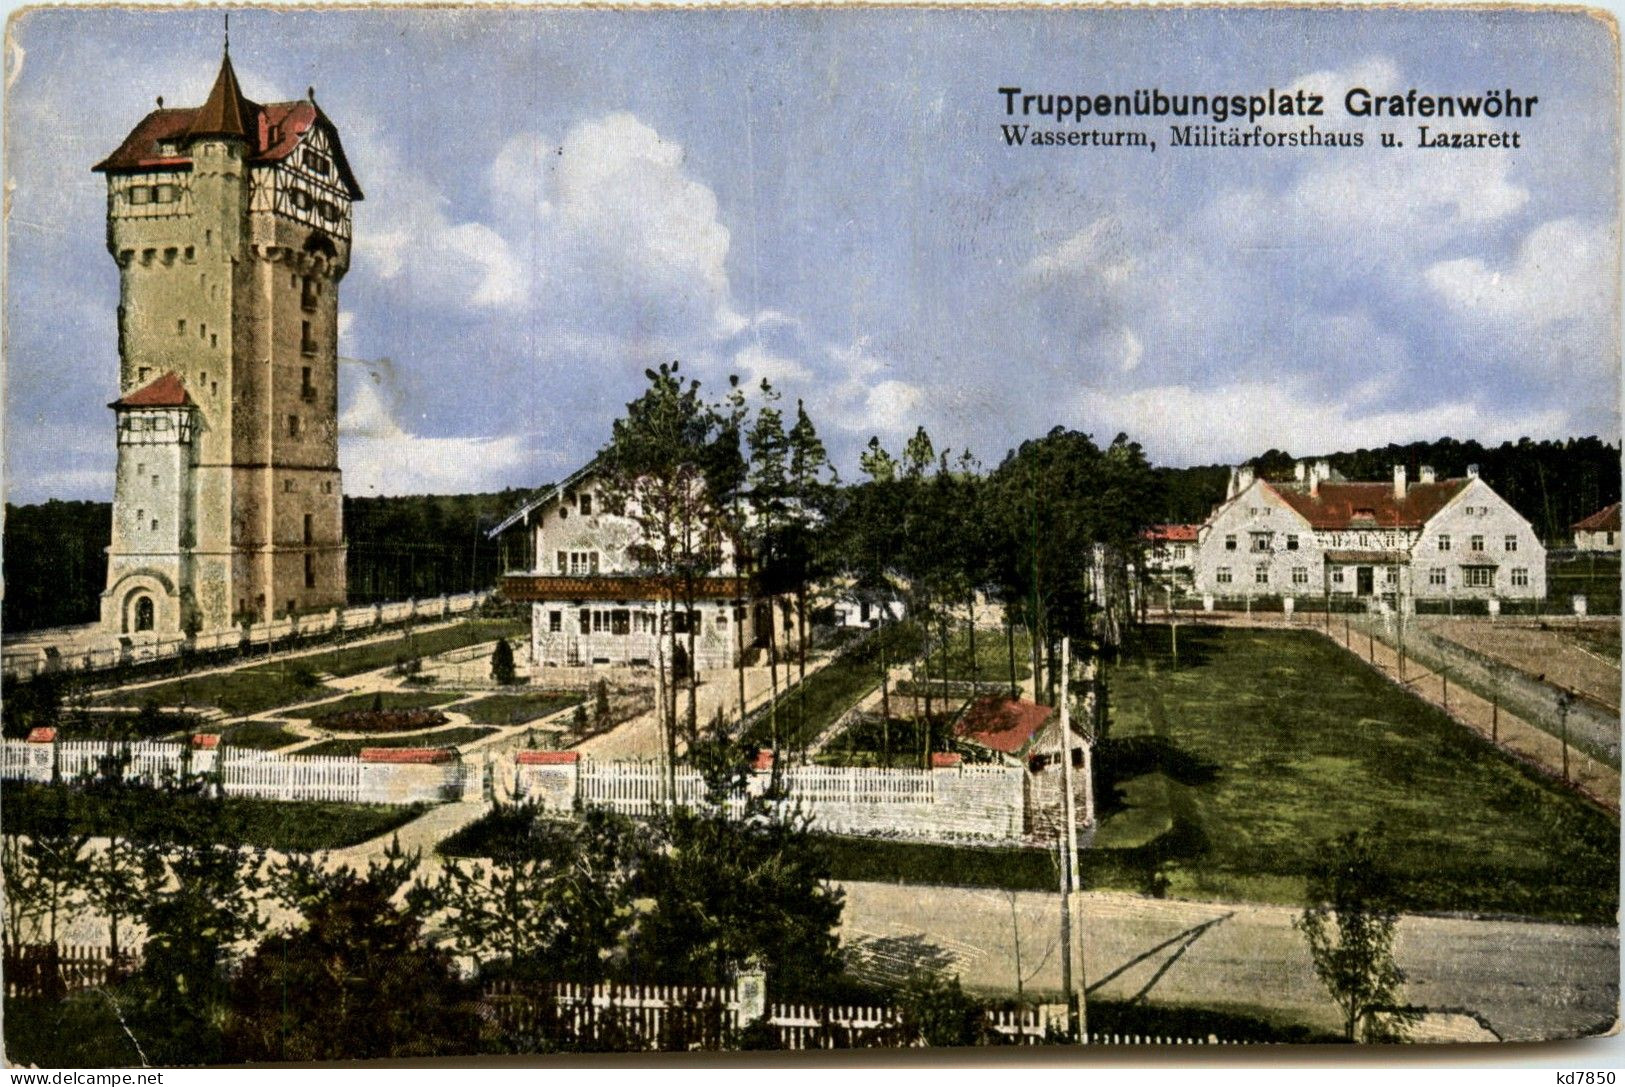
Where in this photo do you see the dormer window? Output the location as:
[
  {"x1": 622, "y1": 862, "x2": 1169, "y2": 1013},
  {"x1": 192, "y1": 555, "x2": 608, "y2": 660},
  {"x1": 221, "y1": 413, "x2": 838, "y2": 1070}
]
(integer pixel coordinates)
[{"x1": 579, "y1": 492, "x2": 593, "y2": 516}]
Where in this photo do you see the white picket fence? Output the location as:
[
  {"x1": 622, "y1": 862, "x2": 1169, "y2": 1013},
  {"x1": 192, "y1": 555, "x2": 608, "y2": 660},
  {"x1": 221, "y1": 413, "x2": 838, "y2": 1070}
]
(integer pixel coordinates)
[
  {"x1": 529, "y1": 756, "x2": 1027, "y2": 843},
  {"x1": 0, "y1": 739, "x2": 454, "y2": 805},
  {"x1": 481, "y1": 981, "x2": 1234, "y2": 1049}
]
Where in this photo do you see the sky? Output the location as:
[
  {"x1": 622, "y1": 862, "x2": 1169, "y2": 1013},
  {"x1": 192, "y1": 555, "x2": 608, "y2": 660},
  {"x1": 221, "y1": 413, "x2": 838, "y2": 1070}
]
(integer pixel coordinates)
[{"x1": 4, "y1": 6, "x2": 1619, "y2": 501}]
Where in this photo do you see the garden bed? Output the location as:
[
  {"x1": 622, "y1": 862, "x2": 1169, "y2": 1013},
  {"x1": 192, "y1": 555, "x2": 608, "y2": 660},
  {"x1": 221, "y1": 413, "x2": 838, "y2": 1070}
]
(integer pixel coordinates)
[{"x1": 300, "y1": 727, "x2": 496, "y2": 758}]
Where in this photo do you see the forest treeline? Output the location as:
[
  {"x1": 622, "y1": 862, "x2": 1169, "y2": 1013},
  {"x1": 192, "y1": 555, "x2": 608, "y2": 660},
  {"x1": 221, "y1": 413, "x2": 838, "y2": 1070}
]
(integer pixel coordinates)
[{"x1": 3, "y1": 435, "x2": 1617, "y2": 634}]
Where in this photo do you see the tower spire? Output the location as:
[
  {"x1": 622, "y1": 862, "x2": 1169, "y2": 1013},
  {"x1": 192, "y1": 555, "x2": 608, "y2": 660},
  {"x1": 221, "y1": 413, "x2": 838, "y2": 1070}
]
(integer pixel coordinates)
[{"x1": 187, "y1": 34, "x2": 256, "y2": 141}]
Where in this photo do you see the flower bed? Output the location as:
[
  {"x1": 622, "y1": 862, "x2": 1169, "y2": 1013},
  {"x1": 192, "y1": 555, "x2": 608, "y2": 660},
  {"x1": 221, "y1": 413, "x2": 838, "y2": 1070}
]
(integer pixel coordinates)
[{"x1": 311, "y1": 707, "x2": 451, "y2": 733}]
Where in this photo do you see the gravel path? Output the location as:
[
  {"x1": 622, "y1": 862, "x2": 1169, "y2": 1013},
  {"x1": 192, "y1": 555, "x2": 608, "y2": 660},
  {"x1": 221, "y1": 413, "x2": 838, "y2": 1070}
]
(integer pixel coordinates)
[{"x1": 837, "y1": 880, "x2": 1619, "y2": 1043}]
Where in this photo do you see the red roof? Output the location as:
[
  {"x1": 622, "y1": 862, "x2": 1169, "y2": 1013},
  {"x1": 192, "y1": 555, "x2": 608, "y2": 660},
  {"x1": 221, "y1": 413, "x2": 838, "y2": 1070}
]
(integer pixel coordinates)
[
  {"x1": 25, "y1": 727, "x2": 56, "y2": 744},
  {"x1": 955, "y1": 697, "x2": 1054, "y2": 756},
  {"x1": 516, "y1": 750, "x2": 580, "y2": 765},
  {"x1": 930, "y1": 752, "x2": 962, "y2": 768},
  {"x1": 110, "y1": 372, "x2": 192, "y2": 410},
  {"x1": 1573, "y1": 503, "x2": 1621, "y2": 533},
  {"x1": 93, "y1": 57, "x2": 362, "y2": 200},
  {"x1": 1145, "y1": 523, "x2": 1200, "y2": 543},
  {"x1": 191, "y1": 733, "x2": 220, "y2": 749},
  {"x1": 359, "y1": 747, "x2": 456, "y2": 764},
  {"x1": 1267, "y1": 479, "x2": 1469, "y2": 531}
]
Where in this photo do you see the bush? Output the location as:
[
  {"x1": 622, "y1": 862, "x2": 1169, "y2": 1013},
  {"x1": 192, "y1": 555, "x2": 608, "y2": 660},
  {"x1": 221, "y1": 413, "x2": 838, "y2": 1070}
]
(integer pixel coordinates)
[{"x1": 491, "y1": 639, "x2": 517, "y2": 686}]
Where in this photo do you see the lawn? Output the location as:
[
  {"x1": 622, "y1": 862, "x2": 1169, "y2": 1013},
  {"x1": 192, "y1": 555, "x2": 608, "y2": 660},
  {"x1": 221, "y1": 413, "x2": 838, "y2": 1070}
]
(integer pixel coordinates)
[
  {"x1": 300, "y1": 726, "x2": 496, "y2": 757},
  {"x1": 1097, "y1": 625, "x2": 1618, "y2": 921},
  {"x1": 816, "y1": 713, "x2": 985, "y2": 768},
  {"x1": 826, "y1": 626, "x2": 1619, "y2": 923},
  {"x1": 263, "y1": 618, "x2": 527, "y2": 678},
  {"x1": 941, "y1": 624, "x2": 1032, "y2": 685},
  {"x1": 299, "y1": 689, "x2": 464, "y2": 720},
  {"x1": 740, "y1": 621, "x2": 921, "y2": 753},
  {"x1": 52, "y1": 708, "x2": 201, "y2": 742},
  {"x1": 218, "y1": 720, "x2": 304, "y2": 750},
  {"x1": 95, "y1": 669, "x2": 338, "y2": 718},
  {"x1": 0, "y1": 781, "x2": 426, "y2": 852},
  {"x1": 459, "y1": 690, "x2": 583, "y2": 726},
  {"x1": 89, "y1": 618, "x2": 525, "y2": 717}
]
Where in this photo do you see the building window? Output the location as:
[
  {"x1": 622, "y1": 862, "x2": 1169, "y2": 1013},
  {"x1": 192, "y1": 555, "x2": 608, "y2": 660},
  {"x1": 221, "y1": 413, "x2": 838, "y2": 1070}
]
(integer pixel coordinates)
[
  {"x1": 151, "y1": 475, "x2": 159, "y2": 486},
  {"x1": 548, "y1": 610, "x2": 562, "y2": 632},
  {"x1": 1383, "y1": 567, "x2": 1396, "y2": 584},
  {"x1": 1251, "y1": 533, "x2": 1271, "y2": 552},
  {"x1": 1511, "y1": 567, "x2": 1529, "y2": 587},
  {"x1": 287, "y1": 414, "x2": 301, "y2": 439},
  {"x1": 611, "y1": 609, "x2": 630, "y2": 635},
  {"x1": 1504, "y1": 535, "x2": 1517, "y2": 552},
  {"x1": 150, "y1": 518, "x2": 158, "y2": 531},
  {"x1": 1465, "y1": 567, "x2": 1493, "y2": 588},
  {"x1": 304, "y1": 553, "x2": 316, "y2": 589},
  {"x1": 177, "y1": 319, "x2": 186, "y2": 334},
  {"x1": 1254, "y1": 564, "x2": 1269, "y2": 586},
  {"x1": 578, "y1": 609, "x2": 590, "y2": 635},
  {"x1": 1172, "y1": 545, "x2": 1187, "y2": 561},
  {"x1": 1470, "y1": 535, "x2": 1484, "y2": 552},
  {"x1": 579, "y1": 492, "x2": 593, "y2": 515},
  {"x1": 1216, "y1": 566, "x2": 1232, "y2": 584},
  {"x1": 302, "y1": 276, "x2": 320, "y2": 312},
  {"x1": 1332, "y1": 568, "x2": 1345, "y2": 585},
  {"x1": 556, "y1": 550, "x2": 567, "y2": 573},
  {"x1": 565, "y1": 551, "x2": 598, "y2": 575},
  {"x1": 301, "y1": 367, "x2": 316, "y2": 401},
  {"x1": 137, "y1": 366, "x2": 151, "y2": 383},
  {"x1": 1225, "y1": 535, "x2": 1237, "y2": 551},
  {"x1": 1429, "y1": 568, "x2": 1446, "y2": 586},
  {"x1": 1286, "y1": 535, "x2": 1299, "y2": 551},
  {"x1": 301, "y1": 320, "x2": 317, "y2": 355},
  {"x1": 303, "y1": 514, "x2": 314, "y2": 545},
  {"x1": 284, "y1": 480, "x2": 297, "y2": 493},
  {"x1": 1291, "y1": 566, "x2": 1308, "y2": 586}
]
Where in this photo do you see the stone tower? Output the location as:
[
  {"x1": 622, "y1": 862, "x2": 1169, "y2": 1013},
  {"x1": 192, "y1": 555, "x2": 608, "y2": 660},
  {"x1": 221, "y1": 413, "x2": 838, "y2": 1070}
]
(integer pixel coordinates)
[{"x1": 94, "y1": 47, "x2": 362, "y2": 635}]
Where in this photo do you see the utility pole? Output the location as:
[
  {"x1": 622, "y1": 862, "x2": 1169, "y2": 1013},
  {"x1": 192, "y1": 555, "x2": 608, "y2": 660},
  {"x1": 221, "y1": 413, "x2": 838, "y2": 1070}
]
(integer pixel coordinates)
[
  {"x1": 1558, "y1": 690, "x2": 1574, "y2": 784},
  {"x1": 1058, "y1": 636, "x2": 1084, "y2": 1044}
]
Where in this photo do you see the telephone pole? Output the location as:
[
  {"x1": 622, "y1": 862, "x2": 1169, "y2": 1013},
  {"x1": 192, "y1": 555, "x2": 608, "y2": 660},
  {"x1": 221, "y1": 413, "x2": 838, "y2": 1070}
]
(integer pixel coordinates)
[{"x1": 1058, "y1": 636, "x2": 1085, "y2": 1042}]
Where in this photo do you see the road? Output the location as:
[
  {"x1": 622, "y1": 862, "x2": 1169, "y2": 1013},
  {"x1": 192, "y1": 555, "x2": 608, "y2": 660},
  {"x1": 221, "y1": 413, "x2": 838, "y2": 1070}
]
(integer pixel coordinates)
[{"x1": 837, "y1": 880, "x2": 1619, "y2": 1043}]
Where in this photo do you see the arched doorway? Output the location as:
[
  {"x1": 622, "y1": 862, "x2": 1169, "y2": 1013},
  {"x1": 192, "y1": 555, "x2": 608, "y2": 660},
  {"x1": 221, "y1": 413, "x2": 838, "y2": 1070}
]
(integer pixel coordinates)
[{"x1": 131, "y1": 594, "x2": 154, "y2": 632}]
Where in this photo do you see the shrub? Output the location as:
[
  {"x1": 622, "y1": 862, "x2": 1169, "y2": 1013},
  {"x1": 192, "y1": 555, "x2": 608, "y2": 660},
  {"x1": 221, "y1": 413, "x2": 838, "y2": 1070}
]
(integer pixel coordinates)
[{"x1": 491, "y1": 639, "x2": 517, "y2": 686}]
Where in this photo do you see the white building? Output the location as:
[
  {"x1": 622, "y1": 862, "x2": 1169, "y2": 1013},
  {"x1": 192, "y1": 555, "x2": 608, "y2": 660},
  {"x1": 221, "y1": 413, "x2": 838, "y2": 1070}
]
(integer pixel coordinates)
[
  {"x1": 1193, "y1": 460, "x2": 1547, "y2": 604},
  {"x1": 489, "y1": 462, "x2": 795, "y2": 674},
  {"x1": 1142, "y1": 523, "x2": 1200, "y2": 593},
  {"x1": 1571, "y1": 503, "x2": 1620, "y2": 551}
]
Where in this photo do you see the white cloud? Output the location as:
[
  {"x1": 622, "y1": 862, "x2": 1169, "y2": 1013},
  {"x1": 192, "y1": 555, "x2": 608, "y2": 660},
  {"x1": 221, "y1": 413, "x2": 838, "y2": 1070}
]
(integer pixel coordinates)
[
  {"x1": 338, "y1": 382, "x2": 528, "y2": 495},
  {"x1": 1426, "y1": 218, "x2": 1610, "y2": 326},
  {"x1": 1079, "y1": 380, "x2": 1570, "y2": 465},
  {"x1": 732, "y1": 342, "x2": 811, "y2": 386}
]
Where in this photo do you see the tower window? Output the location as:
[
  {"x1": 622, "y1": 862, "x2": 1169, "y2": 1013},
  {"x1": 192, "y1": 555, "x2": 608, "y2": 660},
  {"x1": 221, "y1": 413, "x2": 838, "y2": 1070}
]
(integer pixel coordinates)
[
  {"x1": 150, "y1": 519, "x2": 159, "y2": 531},
  {"x1": 136, "y1": 508, "x2": 144, "y2": 522},
  {"x1": 177, "y1": 319, "x2": 186, "y2": 334},
  {"x1": 304, "y1": 514, "x2": 314, "y2": 545},
  {"x1": 301, "y1": 366, "x2": 315, "y2": 400},
  {"x1": 184, "y1": 246, "x2": 195, "y2": 261},
  {"x1": 210, "y1": 333, "x2": 217, "y2": 348},
  {"x1": 137, "y1": 366, "x2": 151, "y2": 382},
  {"x1": 302, "y1": 276, "x2": 320, "y2": 312},
  {"x1": 283, "y1": 480, "x2": 297, "y2": 493},
  {"x1": 199, "y1": 322, "x2": 206, "y2": 340},
  {"x1": 304, "y1": 554, "x2": 316, "y2": 589},
  {"x1": 301, "y1": 320, "x2": 317, "y2": 355},
  {"x1": 151, "y1": 475, "x2": 159, "y2": 486},
  {"x1": 211, "y1": 382, "x2": 218, "y2": 397},
  {"x1": 287, "y1": 415, "x2": 301, "y2": 439}
]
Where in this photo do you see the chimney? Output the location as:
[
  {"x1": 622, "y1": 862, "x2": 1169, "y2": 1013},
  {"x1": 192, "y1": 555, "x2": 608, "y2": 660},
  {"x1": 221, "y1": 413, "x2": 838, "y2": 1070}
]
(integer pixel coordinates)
[
  {"x1": 1466, "y1": 464, "x2": 1480, "y2": 479},
  {"x1": 1294, "y1": 461, "x2": 1307, "y2": 485},
  {"x1": 1393, "y1": 464, "x2": 1407, "y2": 500},
  {"x1": 1419, "y1": 465, "x2": 1436, "y2": 484},
  {"x1": 1311, "y1": 459, "x2": 1330, "y2": 497}
]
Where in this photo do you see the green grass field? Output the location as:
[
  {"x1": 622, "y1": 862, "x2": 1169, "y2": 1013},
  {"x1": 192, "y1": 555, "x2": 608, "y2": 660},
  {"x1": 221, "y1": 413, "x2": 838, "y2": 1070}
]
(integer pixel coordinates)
[
  {"x1": 941, "y1": 624, "x2": 1032, "y2": 685},
  {"x1": 459, "y1": 690, "x2": 583, "y2": 725},
  {"x1": 300, "y1": 689, "x2": 464, "y2": 721},
  {"x1": 300, "y1": 727, "x2": 496, "y2": 757},
  {"x1": 740, "y1": 622, "x2": 922, "y2": 753},
  {"x1": 217, "y1": 720, "x2": 304, "y2": 750},
  {"x1": 92, "y1": 618, "x2": 525, "y2": 717},
  {"x1": 0, "y1": 781, "x2": 425, "y2": 852},
  {"x1": 1099, "y1": 626, "x2": 1617, "y2": 920},
  {"x1": 828, "y1": 626, "x2": 1618, "y2": 923}
]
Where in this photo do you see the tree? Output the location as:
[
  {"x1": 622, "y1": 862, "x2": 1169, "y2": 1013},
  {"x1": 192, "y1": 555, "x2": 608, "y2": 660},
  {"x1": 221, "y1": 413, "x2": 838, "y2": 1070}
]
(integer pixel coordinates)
[
  {"x1": 746, "y1": 382, "x2": 793, "y2": 763},
  {"x1": 598, "y1": 362, "x2": 735, "y2": 788},
  {"x1": 628, "y1": 779, "x2": 846, "y2": 1000},
  {"x1": 1294, "y1": 829, "x2": 1419, "y2": 1042},
  {"x1": 490, "y1": 637, "x2": 517, "y2": 685},
  {"x1": 784, "y1": 398, "x2": 837, "y2": 759},
  {"x1": 428, "y1": 807, "x2": 645, "y2": 983},
  {"x1": 227, "y1": 839, "x2": 475, "y2": 1061},
  {"x1": 897, "y1": 968, "x2": 994, "y2": 1047}
]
